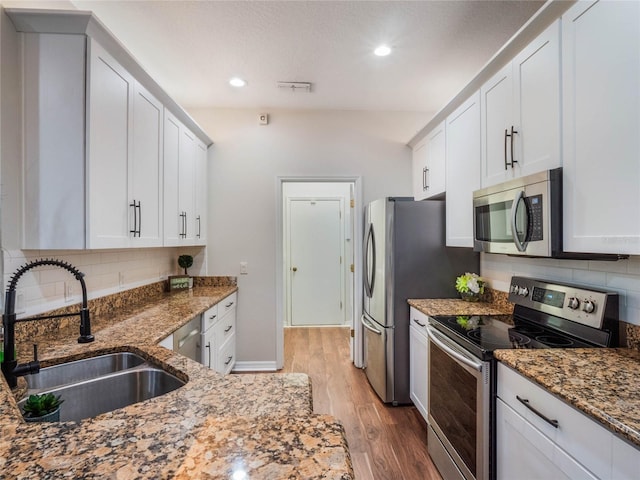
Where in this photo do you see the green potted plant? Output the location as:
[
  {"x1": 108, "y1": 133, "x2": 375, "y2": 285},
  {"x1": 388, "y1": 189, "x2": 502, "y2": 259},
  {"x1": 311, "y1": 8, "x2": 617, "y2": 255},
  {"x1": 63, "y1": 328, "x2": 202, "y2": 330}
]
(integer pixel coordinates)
[
  {"x1": 455, "y1": 272, "x2": 485, "y2": 302},
  {"x1": 178, "y1": 255, "x2": 193, "y2": 275},
  {"x1": 22, "y1": 393, "x2": 64, "y2": 422}
]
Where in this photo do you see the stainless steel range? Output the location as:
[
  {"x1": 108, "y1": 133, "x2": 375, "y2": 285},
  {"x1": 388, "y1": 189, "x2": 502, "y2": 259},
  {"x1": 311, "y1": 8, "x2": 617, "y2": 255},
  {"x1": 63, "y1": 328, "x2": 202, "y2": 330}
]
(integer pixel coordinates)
[{"x1": 426, "y1": 276, "x2": 619, "y2": 480}]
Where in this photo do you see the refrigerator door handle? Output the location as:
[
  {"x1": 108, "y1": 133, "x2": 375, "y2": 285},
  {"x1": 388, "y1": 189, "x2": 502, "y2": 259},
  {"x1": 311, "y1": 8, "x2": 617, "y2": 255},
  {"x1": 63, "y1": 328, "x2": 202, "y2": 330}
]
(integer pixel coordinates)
[
  {"x1": 364, "y1": 222, "x2": 376, "y2": 298},
  {"x1": 361, "y1": 315, "x2": 382, "y2": 336}
]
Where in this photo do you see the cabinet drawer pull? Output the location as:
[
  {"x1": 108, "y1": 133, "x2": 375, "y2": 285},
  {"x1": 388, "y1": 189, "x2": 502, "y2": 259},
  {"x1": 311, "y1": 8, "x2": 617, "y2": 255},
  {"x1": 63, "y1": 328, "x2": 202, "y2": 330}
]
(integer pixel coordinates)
[
  {"x1": 205, "y1": 342, "x2": 211, "y2": 368},
  {"x1": 224, "y1": 355, "x2": 233, "y2": 365},
  {"x1": 209, "y1": 314, "x2": 217, "y2": 320},
  {"x1": 517, "y1": 395, "x2": 559, "y2": 428},
  {"x1": 224, "y1": 325, "x2": 233, "y2": 333},
  {"x1": 225, "y1": 301, "x2": 234, "y2": 308},
  {"x1": 412, "y1": 318, "x2": 426, "y2": 327}
]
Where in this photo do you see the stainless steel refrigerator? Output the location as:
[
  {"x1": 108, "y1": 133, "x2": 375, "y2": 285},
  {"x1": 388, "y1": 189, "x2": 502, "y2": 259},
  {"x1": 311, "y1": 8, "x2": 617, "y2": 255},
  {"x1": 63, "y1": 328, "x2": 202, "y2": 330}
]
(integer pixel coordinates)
[{"x1": 362, "y1": 197, "x2": 479, "y2": 405}]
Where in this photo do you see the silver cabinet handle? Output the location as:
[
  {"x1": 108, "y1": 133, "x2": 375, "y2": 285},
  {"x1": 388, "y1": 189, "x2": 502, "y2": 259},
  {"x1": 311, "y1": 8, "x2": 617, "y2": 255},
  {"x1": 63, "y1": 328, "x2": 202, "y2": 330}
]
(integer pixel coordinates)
[
  {"x1": 225, "y1": 301, "x2": 234, "y2": 308},
  {"x1": 224, "y1": 325, "x2": 232, "y2": 333},
  {"x1": 205, "y1": 342, "x2": 211, "y2": 368},
  {"x1": 517, "y1": 395, "x2": 559, "y2": 428},
  {"x1": 413, "y1": 318, "x2": 426, "y2": 328},
  {"x1": 224, "y1": 356, "x2": 233, "y2": 365},
  {"x1": 209, "y1": 314, "x2": 217, "y2": 320}
]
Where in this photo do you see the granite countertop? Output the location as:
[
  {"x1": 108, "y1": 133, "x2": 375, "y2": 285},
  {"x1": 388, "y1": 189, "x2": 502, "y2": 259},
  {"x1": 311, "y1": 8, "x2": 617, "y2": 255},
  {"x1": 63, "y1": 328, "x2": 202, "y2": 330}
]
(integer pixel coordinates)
[
  {"x1": 495, "y1": 348, "x2": 640, "y2": 449},
  {"x1": 408, "y1": 296, "x2": 513, "y2": 317},
  {"x1": 0, "y1": 286, "x2": 354, "y2": 479}
]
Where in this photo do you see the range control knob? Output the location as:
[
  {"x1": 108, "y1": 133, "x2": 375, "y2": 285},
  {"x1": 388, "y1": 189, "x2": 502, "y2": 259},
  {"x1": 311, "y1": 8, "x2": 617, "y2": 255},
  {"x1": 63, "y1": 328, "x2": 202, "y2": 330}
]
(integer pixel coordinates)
[
  {"x1": 567, "y1": 297, "x2": 580, "y2": 310},
  {"x1": 510, "y1": 284, "x2": 519, "y2": 294},
  {"x1": 518, "y1": 287, "x2": 529, "y2": 297},
  {"x1": 582, "y1": 300, "x2": 596, "y2": 314}
]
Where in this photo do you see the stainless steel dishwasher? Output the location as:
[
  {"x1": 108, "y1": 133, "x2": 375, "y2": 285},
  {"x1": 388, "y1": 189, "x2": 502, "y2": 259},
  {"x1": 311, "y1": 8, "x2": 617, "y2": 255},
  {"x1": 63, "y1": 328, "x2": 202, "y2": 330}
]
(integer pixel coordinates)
[{"x1": 173, "y1": 315, "x2": 201, "y2": 362}]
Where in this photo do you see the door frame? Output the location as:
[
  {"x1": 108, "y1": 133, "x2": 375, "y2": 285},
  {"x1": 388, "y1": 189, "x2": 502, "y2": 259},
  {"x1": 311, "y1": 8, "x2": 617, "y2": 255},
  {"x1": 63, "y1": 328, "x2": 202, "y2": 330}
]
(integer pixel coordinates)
[
  {"x1": 285, "y1": 196, "x2": 346, "y2": 326},
  {"x1": 275, "y1": 176, "x2": 364, "y2": 369}
]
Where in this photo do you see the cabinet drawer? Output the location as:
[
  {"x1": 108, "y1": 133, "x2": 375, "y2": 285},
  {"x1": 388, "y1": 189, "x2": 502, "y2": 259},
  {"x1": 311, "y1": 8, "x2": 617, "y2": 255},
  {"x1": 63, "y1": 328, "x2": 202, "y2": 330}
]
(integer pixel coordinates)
[
  {"x1": 217, "y1": 334, "x2": 236, "y2": 375},
  {"x1": 497, "y1": 363, "x2": 612, "y2": 479},
  {"x1": 219, "y1": 292, "x2": 237, "y2": 317},
  {"x1": 213, "y1": 308, "x2": 235, "y2": 347},
  {"x1": 409, "y1": 307, "x2": 429, "y2": 337},
  {"x1": 201, "y1": 304, "x2": 219, "y2": 331}
]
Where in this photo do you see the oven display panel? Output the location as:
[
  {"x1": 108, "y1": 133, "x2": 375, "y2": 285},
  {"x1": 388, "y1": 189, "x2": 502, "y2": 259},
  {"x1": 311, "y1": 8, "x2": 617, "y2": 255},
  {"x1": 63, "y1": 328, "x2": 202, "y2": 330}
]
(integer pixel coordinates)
[{"x1": 532, "y1": 287, "x2": 565, "y2": 308}]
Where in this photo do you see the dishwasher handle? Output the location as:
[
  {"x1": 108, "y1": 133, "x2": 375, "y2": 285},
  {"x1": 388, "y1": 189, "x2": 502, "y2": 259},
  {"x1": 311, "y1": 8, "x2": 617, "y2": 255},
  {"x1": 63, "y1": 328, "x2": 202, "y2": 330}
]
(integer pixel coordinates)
[{"x1": 177, "y1": 328, "x2": 200, "y2": 350}]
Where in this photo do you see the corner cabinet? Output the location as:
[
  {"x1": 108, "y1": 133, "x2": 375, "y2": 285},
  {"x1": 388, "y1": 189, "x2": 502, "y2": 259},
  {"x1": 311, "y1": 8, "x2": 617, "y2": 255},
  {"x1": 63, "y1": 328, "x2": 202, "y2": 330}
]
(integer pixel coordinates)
[
  {"x1": 480, "y1": 20, "x2": 561, "y2": 188},
  {"x1": 561, "y1": 0, "x2": 640, "y2": 255},
  {"x1": 497, "y1": 363, "x2": 640, "y2": 480},
  {"x1": 11, "y1": 9, "x2": 211, "y2": 250},
  {"x1": 445, "y1": 92, "x2": 481, "y2": 247},
  {"x1": 412, "y1": 122, "x2": 446, "y2": 200}
]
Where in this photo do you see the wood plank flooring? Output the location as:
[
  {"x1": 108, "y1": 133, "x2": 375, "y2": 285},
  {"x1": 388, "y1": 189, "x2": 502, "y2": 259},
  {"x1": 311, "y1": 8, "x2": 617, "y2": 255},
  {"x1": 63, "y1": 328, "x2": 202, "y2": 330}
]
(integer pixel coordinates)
[{"x1": 282, "y1": 327, "x2": 443, "y2": 480}]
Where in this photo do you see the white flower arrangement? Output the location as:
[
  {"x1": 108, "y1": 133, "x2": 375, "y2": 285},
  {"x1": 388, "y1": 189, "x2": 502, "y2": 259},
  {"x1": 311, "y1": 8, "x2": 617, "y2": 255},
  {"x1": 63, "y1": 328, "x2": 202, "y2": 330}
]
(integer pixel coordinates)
[{"x1": 455, "y1": 272, "x2": 485, "y2": 295}]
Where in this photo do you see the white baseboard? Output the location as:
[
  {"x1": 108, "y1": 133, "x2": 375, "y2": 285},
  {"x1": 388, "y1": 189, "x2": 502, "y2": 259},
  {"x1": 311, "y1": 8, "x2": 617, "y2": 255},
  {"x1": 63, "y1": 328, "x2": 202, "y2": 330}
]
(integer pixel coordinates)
[{"x1": 232, "y1": 361, "x2": 279, "y2": 372}]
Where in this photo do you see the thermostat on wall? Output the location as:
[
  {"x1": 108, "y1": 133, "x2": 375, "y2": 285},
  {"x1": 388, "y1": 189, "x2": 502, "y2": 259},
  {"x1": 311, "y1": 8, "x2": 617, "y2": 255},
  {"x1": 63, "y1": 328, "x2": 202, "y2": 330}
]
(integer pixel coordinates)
[{"x1": 259, "y1": 113, "x2": 269, "y2": 125}]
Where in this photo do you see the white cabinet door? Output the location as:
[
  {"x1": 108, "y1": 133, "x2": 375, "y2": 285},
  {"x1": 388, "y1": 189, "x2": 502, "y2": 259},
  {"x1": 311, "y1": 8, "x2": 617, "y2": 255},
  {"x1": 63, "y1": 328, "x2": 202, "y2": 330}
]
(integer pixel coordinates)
[
  {"x1": 481, "y1": 21, "x2": 561, "y2": 188},
  {"x1": 86, "y1": 39, "x2": 133, "y2": 249},
  {"x1": 562, "y1": 0, "x2": 640, "y2": 255},
  {"x1": 194, "y1": 140, "x2": 208, "y2": 245},
  {"x1": 496, "y1": 399, "x2": 598, "y2": 480},
  {"x1": 445, "y1": 92, "x2": 481, "y2": 247},
  {"x1": 409, "y1": 308, "x2": 429, "y2": 423},
  {"x1": 412, "y1": 137, "x2": 428, "y2": 200},
  {"x1": 130, "y1": 82, "x2": 163, "y2": 247},
  {"x1": 163, "y1": 110, "x2": 181, "y2": 246},
  {"x1": 513, "y1": 20, "x2": 561, "y2": 178},
  {"x1": 179, "y1": 128, "x2": 197, "y2": 243},
  {"x1": 481, "y1": 62, "x2": 514, "y2": 187},
  {"x1": 424, "y1": 122, "x2": 446, "y2": 198}
]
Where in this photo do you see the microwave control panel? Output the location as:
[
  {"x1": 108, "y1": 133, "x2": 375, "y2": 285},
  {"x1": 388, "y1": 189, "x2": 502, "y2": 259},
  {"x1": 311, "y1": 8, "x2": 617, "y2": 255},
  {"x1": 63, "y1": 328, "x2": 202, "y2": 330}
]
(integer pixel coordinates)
[{"x1": 526, "y1": 194, "x2": 544, "y2": 241}]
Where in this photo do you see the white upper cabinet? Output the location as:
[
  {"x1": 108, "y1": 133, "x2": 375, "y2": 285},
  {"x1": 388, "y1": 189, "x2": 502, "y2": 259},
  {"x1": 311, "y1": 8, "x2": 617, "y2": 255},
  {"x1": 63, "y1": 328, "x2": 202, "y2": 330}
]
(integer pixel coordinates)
[
  {"x1": 481, "y1": 20, "x2": 561, "y2": 188},
  {"x1": 11, "y1": 9, "x2": 212, "y2": 250},
  {"x1": 194, "y1": 141, "x2": 208, "y2": 244},
  {"x1": 445, "y1": 92, "x2": 481, "y2": 247},
  {"x1": 86, "y1": 40, "x2": 134, "y2": 249},
  {"x1": 163, "y1": 111, "x2": 207, "y2": 246},
  {"x1": 412, "y1": 122, "x2": 446, "y2": 200},
  {"x1": 562, "y1": 0, "x2": 640, "y2": 255}
]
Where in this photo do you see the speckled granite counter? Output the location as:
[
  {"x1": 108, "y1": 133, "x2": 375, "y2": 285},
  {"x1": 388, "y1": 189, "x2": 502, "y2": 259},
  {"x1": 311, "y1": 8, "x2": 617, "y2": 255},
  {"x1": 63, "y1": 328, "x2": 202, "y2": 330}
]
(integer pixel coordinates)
[
  {"x1": 495, "y1": 348, "x2": 640, "y2": 449},
  {"x1": 408, "y1": 294, "x2": 513, "y2": 317},
  {"x1": 0, "y1": 285, "x2": 354, "y2": 479}
]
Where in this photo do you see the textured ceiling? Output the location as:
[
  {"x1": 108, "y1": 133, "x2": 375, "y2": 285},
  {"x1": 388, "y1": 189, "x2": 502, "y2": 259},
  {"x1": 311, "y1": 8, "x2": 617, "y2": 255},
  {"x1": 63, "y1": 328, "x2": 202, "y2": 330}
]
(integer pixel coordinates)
[{"x1": 67, "y1": 0, "x2": 544, "y2": 113}]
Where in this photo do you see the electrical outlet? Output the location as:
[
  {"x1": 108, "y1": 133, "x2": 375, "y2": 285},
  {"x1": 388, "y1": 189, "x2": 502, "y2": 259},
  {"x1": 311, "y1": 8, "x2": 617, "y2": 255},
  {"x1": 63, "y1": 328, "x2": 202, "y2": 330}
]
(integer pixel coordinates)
[{"x1": 240, "y1": 262, "x2": 248, "y2": 275}]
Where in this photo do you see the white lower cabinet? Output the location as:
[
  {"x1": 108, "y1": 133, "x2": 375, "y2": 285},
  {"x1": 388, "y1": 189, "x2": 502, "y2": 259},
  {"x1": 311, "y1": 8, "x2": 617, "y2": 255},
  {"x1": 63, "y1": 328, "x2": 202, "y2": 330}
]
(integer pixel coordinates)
[
  {"x1": 201, "y1": 293, "x2": 237, "y2": 374},
  {"x1": 409, "y1": 307, "x2": 429, "y2": 422},
  {"x1": 497, "y1": 363, "x2": 640, "y2": 480}
]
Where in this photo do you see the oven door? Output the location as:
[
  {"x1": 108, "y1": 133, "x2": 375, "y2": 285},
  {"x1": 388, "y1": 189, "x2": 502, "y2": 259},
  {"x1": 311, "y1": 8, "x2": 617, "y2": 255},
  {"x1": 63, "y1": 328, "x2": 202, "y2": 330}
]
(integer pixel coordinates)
[{"x1": 427, "y1": 326, "x2": 490, "y2": 480}]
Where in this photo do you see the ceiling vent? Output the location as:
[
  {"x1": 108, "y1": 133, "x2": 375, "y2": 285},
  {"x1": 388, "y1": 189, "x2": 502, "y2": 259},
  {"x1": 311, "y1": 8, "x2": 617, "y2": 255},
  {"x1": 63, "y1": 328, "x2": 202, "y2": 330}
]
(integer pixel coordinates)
[{"x1": 277, "y1": 81, "x2": 312, "y2": 93}]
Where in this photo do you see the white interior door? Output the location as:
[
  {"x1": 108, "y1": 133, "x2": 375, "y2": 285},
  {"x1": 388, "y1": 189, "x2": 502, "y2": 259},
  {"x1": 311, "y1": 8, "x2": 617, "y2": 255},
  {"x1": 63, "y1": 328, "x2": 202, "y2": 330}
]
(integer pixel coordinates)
[{"x1": 289, "y1": 199, "x2": 343, "y2": 326}]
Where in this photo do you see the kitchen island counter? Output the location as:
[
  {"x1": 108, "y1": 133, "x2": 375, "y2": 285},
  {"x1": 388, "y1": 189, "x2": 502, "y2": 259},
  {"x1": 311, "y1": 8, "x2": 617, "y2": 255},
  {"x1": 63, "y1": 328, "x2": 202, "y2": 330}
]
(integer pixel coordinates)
[
  {"x1": 0, "y1": 285, "x2": 353, "y2": 479},
  {"x1": 495, "y1": 348, "x2": 640, "y2": 449}
]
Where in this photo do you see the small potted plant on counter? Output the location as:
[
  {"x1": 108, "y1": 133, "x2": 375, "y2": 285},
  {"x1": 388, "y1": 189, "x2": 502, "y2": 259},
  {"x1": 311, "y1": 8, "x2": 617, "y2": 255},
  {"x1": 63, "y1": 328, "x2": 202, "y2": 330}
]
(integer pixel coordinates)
[
  {"x1": 169, "y1": 255, "x2": 194, "y2": 291},
  {"x1": 455, "y1": 272, "x2": 485, "y2": 302},
  {"x1": 22, "y1": 393, "x2": 64, "y2": 423}
]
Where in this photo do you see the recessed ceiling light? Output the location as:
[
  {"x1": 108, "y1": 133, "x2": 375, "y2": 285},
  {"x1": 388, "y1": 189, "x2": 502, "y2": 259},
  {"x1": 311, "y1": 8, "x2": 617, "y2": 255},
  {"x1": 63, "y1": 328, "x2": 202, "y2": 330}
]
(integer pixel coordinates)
[
  {"x1": 229, "y1": 77, "x2": 246, "y2": 87},
  {"x1": 374, "y1": 45, "x2": 392, "y2": 57}
]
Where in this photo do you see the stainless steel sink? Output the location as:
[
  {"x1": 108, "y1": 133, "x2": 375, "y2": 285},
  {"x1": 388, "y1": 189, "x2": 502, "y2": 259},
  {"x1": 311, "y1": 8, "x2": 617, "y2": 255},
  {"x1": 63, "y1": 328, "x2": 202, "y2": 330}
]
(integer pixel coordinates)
[
  {"x1": 19, "y1": 352, "x2": 186, "y2": 421},
  {"x1": 19, "y1": 367, "x2": 185, "y2": 422},
  {"x1": 24, "y1": 352, "x2": 146, "y2": 391}
]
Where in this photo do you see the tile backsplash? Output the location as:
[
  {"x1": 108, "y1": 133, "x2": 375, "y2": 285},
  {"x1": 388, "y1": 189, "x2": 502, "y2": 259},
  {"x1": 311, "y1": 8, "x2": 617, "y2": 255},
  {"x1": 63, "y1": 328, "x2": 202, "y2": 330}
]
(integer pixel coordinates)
[
  {"x1": 2, "y1": 247, "x2": 206, "y2": 316},
  {"x1": 481, "y1": 253, "x2": 640, "y2": 326}
]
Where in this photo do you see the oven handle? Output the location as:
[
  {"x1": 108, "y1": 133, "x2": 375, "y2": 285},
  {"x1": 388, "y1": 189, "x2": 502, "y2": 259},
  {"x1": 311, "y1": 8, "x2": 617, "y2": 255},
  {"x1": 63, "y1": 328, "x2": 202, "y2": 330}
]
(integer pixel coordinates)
[
  {"x1": 510, "y1": 189, "x2": 527, "y2": 252},
  {"x1": 427, "y1": 326, "x2": 483, "y2": 372}
]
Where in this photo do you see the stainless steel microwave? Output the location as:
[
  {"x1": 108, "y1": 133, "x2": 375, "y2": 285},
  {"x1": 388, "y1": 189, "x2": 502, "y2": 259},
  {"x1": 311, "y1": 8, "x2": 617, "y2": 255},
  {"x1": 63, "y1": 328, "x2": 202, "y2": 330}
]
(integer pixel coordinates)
[{"x1": 473, "y1": 169, "x2": 562, "y2": 257}]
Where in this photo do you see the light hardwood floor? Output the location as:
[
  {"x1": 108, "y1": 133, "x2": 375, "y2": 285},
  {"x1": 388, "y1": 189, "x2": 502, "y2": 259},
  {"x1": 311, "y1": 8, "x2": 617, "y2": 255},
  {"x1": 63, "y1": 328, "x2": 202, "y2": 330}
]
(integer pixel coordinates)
[{"x1": 282, "y1": 326, "x2": 443, "y2": 480}]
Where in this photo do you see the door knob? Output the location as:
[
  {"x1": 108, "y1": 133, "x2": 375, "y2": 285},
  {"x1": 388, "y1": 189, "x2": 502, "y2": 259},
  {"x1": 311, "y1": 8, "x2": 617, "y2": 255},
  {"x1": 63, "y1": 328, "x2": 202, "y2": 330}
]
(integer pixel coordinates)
[{"x1": 292, "y1": 267, "x2": 298, "y2": 272}]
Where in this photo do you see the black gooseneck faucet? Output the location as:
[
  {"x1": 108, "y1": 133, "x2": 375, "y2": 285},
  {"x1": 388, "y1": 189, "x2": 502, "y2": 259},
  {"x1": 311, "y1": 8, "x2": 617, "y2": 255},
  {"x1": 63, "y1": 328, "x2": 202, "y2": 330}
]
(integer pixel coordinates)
[{"x1": 1, "y1": 259, "x2": 94, "y2": 388}]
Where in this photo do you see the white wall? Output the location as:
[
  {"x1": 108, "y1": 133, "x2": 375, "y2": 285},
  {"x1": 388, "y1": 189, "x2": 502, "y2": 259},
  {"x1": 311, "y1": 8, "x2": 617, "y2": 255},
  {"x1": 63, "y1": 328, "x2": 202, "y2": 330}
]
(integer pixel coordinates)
[
  {"x1": 188, "y1": 108, "x2": 427, "y2": 366},
  {"x1": 481, "y1": 253, "x2": 640, "y2": 326}
]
